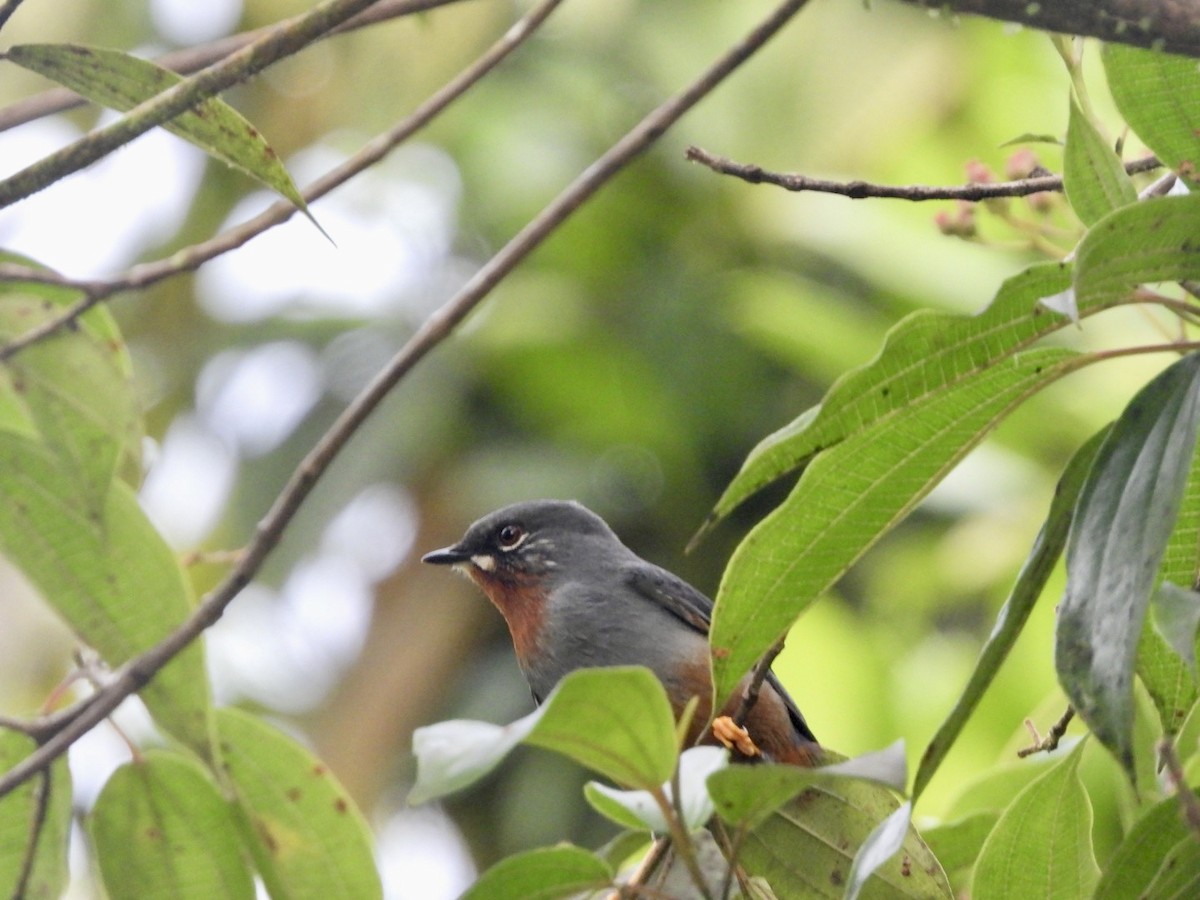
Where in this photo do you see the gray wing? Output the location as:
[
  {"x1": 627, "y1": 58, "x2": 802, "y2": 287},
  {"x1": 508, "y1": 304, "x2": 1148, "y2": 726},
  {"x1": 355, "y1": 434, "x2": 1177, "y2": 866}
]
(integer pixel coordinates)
[{"x1": 623, "y1": 562, "x2": 818, "y2": 744}]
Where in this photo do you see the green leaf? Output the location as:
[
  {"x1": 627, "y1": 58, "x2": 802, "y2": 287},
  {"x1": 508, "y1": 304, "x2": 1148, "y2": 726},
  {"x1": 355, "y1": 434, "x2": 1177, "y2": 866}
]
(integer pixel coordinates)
[
  {"x1": 411, "y1": 667, "x2": 679, "y2": 804},
  {"x1": 89, "y1": 751, "x2": 254, "y2": 900},
  {"x1": 523, "y1": 667, "x2": 679, "y2": 790},
  {"x1": 737, "y1": 780, "x2": 951, "y2": 899},
  {"x1": 217, "y1": 708, "x2": 382, "y2": 900},
  {"x1": 1063, "y1": 95, "x2": 1137, "y2": 226},
  {"x1": 1073, "y1": 193, "x2": 1200, "y2": 309},
  {"x1": 707, "y1": 741, "x2": 906, "y2": 831},
  {"x1": 913, "y1": 426, "x2": 1108, "y2": 801},
  {"x1": 1103, "y1": 43, "x2": 1200, "y2": 189},
  {"x1": 0, "y1": 443, "x2": 214, "y2": 757},
  {"x1": 971, "y1": 741, "x2": 1098, "y2": 899},
  {"x1": 1152, "y1": 581, "x2": 1200, "y2": 674},
  {"x1": 7, "y1": 44, "x2": 320, "y2": 229},
  {"x1": 701, "y1": 262, "x2": 1074, "y2": 532},
  {"x1": 845, "y1": 801, "x2": 912, "y2": 900},
  {"x1": 1056, "y1": 353, "x2": 1200, "y2": 776},
  {"x1": 584, "y1": 746, "x2": 727, "y2": 832},
  {"x1": 0, "y1": 290, "x2": 138, "y2": 511},
  {"x1": 0, "y1": 731, "x2": 72, "y2": 900},
  {"x1": 462, "y1": 845, "x2": 613, "y2": 900},
  {"x1": 1093, "y1": 794, "x2": 1191, "y2": 899},
  {"x1": 711, "y1": 346, "x2": 1079, "y2": 709},
  {"x1": 1141, "y1": 834, "x2": 1200, "y2": 899},
  {"x1": 919, "y1": 811, "x2": 998, "y2": 874}
]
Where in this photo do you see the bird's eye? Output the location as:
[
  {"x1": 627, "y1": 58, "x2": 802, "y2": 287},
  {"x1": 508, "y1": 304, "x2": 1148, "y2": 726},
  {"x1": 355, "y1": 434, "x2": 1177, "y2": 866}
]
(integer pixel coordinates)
[{"x1": 496, "y1": 524, "x2": 526, "y2": 550}]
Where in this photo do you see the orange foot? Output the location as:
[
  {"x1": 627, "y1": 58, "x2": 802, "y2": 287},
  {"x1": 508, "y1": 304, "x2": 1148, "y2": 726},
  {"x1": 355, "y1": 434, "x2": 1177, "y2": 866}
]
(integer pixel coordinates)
[{"x1": 711, "y1": 716, "x2": 760, "y2": 759}]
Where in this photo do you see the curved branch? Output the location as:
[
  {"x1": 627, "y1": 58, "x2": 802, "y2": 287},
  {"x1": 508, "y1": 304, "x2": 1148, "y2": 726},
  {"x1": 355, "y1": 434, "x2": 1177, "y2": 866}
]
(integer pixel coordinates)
[
  {"x1": 897, "y1": 0, "x2": 1200, "y2": 59},
  {"x1": 0, "y1": 0, "x2": 816, "y2": 800}
]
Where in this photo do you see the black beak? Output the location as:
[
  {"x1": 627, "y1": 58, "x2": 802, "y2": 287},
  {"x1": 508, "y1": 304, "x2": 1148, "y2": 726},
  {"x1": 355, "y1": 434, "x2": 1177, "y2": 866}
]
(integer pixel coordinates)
[{"x1": 422, "y1": 544, "x2": 470, "y2": 565}]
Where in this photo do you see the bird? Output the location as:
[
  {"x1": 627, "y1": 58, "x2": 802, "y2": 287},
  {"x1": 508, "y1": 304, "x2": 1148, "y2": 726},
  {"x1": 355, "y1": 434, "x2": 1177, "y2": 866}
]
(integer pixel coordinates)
[{"x1": 422, "y1": 499, "x2": 820, "y2": 766}]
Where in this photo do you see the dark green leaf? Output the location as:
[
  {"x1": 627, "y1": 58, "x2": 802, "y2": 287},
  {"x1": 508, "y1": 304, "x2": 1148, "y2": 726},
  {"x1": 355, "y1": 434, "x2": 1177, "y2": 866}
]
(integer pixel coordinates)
[
  {"x1": 0, "y1": 731, "x2": 71, "y2": 900},
  {"x1": 1063, "y1": 96, "x2": 1136, "y2": 226},
  {"x1": 0, "y1": 444, "x2": 214, "y2": 757},
  {"x1": 913, "y1": 426, "x2": 1108, "y2": 801},
  {"x1": 711, "y1": 346, "x2": 1078, "y2": 709},
  {"x1": 462, "y1": 845, "x2": 612, "y2": 900},
  {"x1": 1093, "y1": 794, "x2": 1191, "y2": 900},
  {"x1": 7, "y1": 44, "x2": 321, "y2": 229},
  {"x1": 1103, "y1": 43, "x2": 1200, "y2": 189},
  {"x1": 971, "y1": 741, "x2": 1098, "y2": 898},
  {"x1": 1056, "y1": 353, "x2": 1200, "y2": 776},
  {"x1": 89, "y1": 751, "x2": 254, "y2": 900},
  {"x1": 217, "y1": 708, "x2": 382, "y2": 900}
]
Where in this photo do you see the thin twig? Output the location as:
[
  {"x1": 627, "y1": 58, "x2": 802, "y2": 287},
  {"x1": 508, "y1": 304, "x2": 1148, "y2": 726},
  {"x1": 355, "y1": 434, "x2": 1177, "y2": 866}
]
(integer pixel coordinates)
[
  {"x1": 0, "y1": 0, "x2": 384, "y2": 209},
  {"x1": 1016, "y1": 706, "x2": 1074, "y2": 758},
  {"x1": 686, "y1": 145, "x2": 1163, "y2": 201},
  {"x1": 13, "y1": 771, "x2": 52, "y2": 899},
  {"x1": 733, "y1": 635, "x2": 786, "y2": 728},
  {"x1": 1159, "y1": 737, "x2": 1200, "y2": 839},
  {"x1": 0, "y1": 0, "x2": 560, "y2": 362},
  {"x1": 0, "y1": 0, "x2": 469, "y2": 133},
  {"x1": 0, "y1": 0, "x2": 815, "y2": 800}
]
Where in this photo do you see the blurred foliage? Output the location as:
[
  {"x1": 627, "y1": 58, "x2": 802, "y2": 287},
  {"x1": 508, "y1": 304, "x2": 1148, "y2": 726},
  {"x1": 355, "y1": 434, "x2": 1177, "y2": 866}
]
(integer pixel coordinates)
[{"x1": 1, "y1": 0, "x2": 1198, "y2": 897}]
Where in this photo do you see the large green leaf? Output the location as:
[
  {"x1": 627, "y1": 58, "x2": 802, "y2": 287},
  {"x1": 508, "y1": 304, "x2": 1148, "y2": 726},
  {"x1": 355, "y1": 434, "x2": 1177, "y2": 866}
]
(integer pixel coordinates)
[
  {"x1": 1062, "y1": 95, "x2": 1136, "y2": 226},
  {"x1": 1093, "y1": 794, "x2": 1191, "y2": 899},
  {"x1": 711, "y1": 346, "x2": 1079, "y2": 708},
  {"x1": 0, "y1": 438, "x2": 214, "y2": 756},
  {"x1": 1056, "y1": 353, "x2": 1200, "y2": 777},
  {"x1": 912, "y1": 425, "x2": 1108, "y2": 802},
  {"x1": 89, "y1": 751, "x2": 254, "y2": 900},
  {"x1": 411, "y1": 667, "x2": 679, "y2": 804},
  {"x1": 1073, "y1": 193, "x2": 1200, "y2": 309},
  {"x1": 1103, "y1": 43, "x2": 1200, "y2": 189},
  {"x1": 7, "y1": 44, "x2": 318, "y2": 226},
  {"x1": 736, "y1": 780, "x2": 950, "y2": 899},
  {"x1": 0, "y1": 731, "x2": 71, "y2": 900},
  {"x1": 971, "y1": 741, "x2": 1098, "y2": 899},
  {"x1": 701, "y1": 262, "x2": 1074, "y2": 531},
  {"x1": 217, "y1": 708, "x2": 382, "y2": 900},
  {"x1": 462, "y1": 845, "x2": 612, "y2": 900}
]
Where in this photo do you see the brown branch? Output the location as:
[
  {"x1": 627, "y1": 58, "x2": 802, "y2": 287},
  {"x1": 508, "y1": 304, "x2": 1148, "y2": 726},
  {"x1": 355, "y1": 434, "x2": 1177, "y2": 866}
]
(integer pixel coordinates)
[
  {"x1": 0, "y1": 0, "x2": 816, "y2": 800},
  {"x1": 733, "y1": 635, "x2": 786, "y2": 728},
  {"x1": 1017, "y1": 706, "x2": 1075, "y2": 757},
  {"x1": 0, "y1": 0, "x2": 557, "y2": 362},
  {"x1": 0, "y1": 0, "x2": 470, "y2": 134},
  {"x1": 0, "y1": 0, "x2": 25, "y2": 33},
  {"x1": 1159, "y1": 737, "x2": 1200, "y2": 838},
  {"x1": 896, "y1": 0, "x2": 1200, "y2": 59},
  {"x1": 687, "y1": 145, "x2": 1163, "y2": 201}
]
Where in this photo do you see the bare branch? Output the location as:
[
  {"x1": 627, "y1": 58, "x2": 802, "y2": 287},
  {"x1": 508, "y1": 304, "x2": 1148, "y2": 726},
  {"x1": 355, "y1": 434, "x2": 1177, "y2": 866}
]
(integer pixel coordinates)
[
  {"x1": 1017, "y1": 706, "x2": 1075, "y2": 757},
  {"x1": 0, "y1": 0, "x2": 817, "y2": 799},
  {"x1": 0, "y1": 0, "x2": 471, "y2": 133},
  {"x1": 0, "y1": 0, "x2": 26, "y2": 33},
  {"x1": 733, "y1": 635, "x2": 786, "y2": 728},
  {"x1": 687, "y1": 145, "x2": 1163, "y2": 201},
  {"x1": 1159, "y1": 737, "x2": 1200, "y2": 838},
  {"x1": 0, "y1": 0, "x2": 557, "y2": 361},
  {"x1": 896, "y1": 0, "x2": 1200, "y2": 59}
]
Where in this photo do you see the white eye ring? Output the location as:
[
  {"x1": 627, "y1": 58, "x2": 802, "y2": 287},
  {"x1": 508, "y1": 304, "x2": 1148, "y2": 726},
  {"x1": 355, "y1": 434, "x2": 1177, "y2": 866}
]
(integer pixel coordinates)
[{"x1": 497, "y1": 524, "x2": 527, "y2": 551}]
